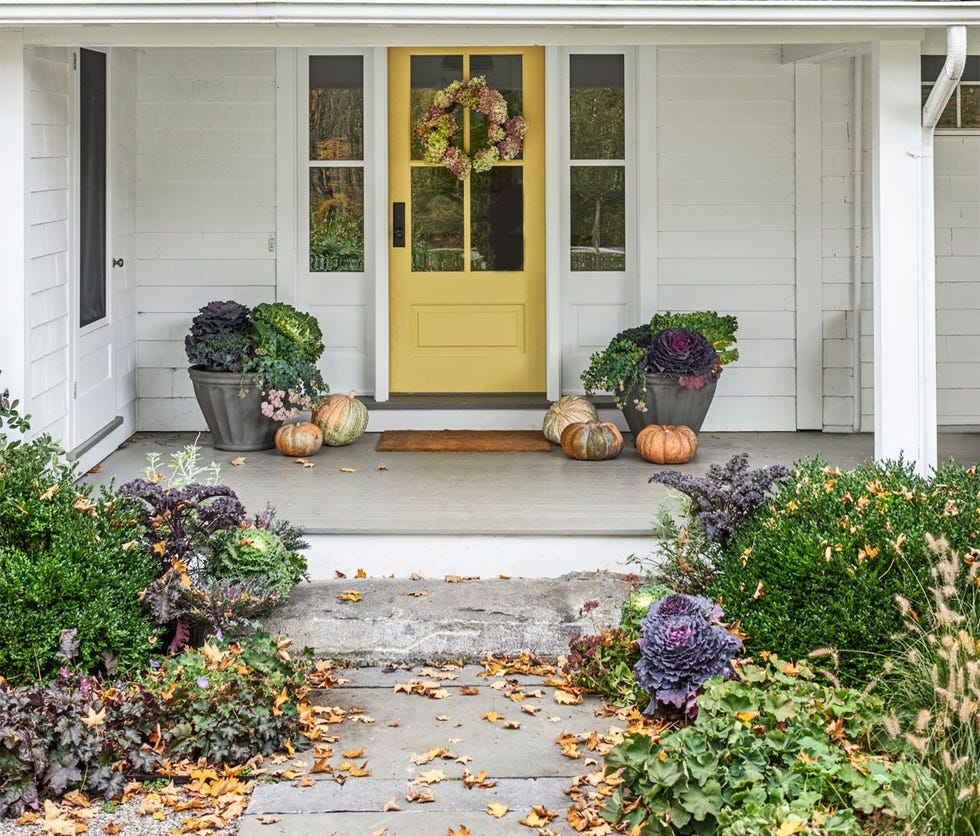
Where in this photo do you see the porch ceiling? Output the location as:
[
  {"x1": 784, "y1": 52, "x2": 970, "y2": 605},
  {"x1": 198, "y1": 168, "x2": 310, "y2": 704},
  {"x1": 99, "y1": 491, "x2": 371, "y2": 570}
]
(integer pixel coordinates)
[{"x1": 4, "y1": 0, "x2": 979, "y2": 32}]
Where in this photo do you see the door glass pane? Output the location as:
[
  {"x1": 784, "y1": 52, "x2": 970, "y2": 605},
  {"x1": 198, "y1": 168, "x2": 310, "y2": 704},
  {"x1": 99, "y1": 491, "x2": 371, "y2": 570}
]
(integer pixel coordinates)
[
  {"x1": 411, "y1": 55, "x2": 463, "y2": 160},
  {"x1": 80, "y1": 48, "x2": 107, "y2": 328},
  {"x1": 469, "y1": 54, "x2": 523, "y2": 160},
  {"x1": 961, "y1": 85, "x2": 979, "y2": 127},
  {"x1": 412, "y1": 167, "x2": 464, "y2": 272},
  {"x1": 569, "y1": 54, "x2": 625, "y2": 160},
  {"x1": 309, "y1": 56, "x2": 364, "y2": 160},
  {"x1": 471, "y1": 168, "x2": 523, "y2": 271},
  {"x1": 570, "y1": 166, "x2": 626, "y2": 272},
  {"x1": 310, "y1": 168, "x2": 364, "y2": 272}
]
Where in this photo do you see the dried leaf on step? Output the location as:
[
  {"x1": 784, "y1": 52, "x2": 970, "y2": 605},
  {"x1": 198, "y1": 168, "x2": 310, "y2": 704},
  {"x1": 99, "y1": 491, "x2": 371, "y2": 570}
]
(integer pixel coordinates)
[
  {"x1": 448, "y1": 827, "x2": 471, "y2": 836},
  {"x1": 383, "y1": 798, "x2": 400, "y2": 812},
  {"x1": 229, "y1": 457, "x2": 246, "y2": 466},
  {"x1": 339, "y1": 466, "x2": 357, "y2": 473},
  {"x1": 409, "y1": 572, "x2": 423, "y2": 580},
  {"x1": 520, "y1": 805, "x2": 558, "y2": 827},
  {"x1": 460, "y1": 686, "x2": 479, "y2": 696},
  {"x1": 355, "y1": 568, "x2": 367, "y2": 578},
  {"x1": 256, "y1": 816, "x2": 281, "y2": 825},
  {"x1": 553, "y1": 689, "x2": 583, "y2": 705},
  {"x1": 407, "y1": 588, "x2": 428, "y2": 597},
  {"x1": 405, "y1": 787, "x2": 435, "y2": 804},
  {"x1": 503, "y1": 720, "x2": 521, "y2": 730},
  {"x1": 414, "y1": 769, "x2": 446, "y2": 785},
  {"x1": 376, "y1": 462, "x2": 388, "y2": 471},
  {"x1": 486, "y1": 802, "x2": 509, "y2": 818},
  {"x1": 87, "y1": 464, "x2": 102, "y2": 474},
  {"x1": 334, "y1": 570, "x2": 347, "y2": 578},
  {"x1": 498, "y1": 574, "x2": 511, "y2": 579},
  {"x1": 481, "y1": 711, "x2": 505, "y2": 723},
  {"x1": 338, "y1": 591, "x2": 362, "y2": 603}
]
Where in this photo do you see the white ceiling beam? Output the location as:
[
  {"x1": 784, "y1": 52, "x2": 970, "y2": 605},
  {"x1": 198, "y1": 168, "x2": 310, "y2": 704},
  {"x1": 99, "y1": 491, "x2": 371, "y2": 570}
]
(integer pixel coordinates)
[{"x1": 781, "y1": 42, "x2": 871, "y2": 64}]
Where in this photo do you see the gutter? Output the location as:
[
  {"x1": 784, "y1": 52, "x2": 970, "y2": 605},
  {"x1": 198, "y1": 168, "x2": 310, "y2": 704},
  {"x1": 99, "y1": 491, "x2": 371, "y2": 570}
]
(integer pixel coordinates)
[
  {"x1": 917, "y1": 25, "x2": 966, "y2": 467},
  {"x1": 2, "y1": 1, "x2": 980, "y2": 27}
]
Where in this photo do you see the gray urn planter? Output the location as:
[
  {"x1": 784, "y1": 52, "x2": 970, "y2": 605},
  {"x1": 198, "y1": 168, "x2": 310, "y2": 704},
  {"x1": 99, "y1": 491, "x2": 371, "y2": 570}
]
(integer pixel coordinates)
[
  {"x1": 188, "y1": 368, "x2": 281, "y2": 451},
  {"x1": 622, "y1": 375, "x2": 717, "y2": 438}
]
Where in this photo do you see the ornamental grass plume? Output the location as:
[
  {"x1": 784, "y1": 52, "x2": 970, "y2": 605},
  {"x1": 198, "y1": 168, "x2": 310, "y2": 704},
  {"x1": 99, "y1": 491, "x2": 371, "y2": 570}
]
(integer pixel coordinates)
[{"x1": 883, "y1": 535, "x2": 980, "y2": 833}]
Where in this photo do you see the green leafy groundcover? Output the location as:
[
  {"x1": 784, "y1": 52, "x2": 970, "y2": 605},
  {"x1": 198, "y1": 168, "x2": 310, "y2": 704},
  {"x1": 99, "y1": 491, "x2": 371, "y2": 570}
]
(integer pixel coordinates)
[{"x1": 602, "y1": 657, "x2": 932, "y2": 836}]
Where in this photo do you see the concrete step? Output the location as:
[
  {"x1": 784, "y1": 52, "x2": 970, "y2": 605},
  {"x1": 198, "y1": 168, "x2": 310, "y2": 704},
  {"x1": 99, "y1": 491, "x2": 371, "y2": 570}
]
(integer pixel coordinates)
[{"x1": 262, "y1": 572, "x2": 630, "y2": 664}]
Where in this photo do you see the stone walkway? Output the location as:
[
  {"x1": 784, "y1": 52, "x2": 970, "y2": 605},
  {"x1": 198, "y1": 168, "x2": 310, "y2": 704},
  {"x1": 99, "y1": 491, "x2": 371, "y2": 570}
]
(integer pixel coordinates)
[{"x1": 240, "y1": 665, "x2": 607, "y2": 836}]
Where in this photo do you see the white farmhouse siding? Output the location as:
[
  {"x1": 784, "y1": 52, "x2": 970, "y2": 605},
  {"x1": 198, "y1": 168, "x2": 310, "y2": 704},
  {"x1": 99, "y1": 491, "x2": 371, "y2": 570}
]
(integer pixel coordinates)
[
  {"x1": 820, "y1": 58, "x2": 874, "y2": 433},
  {"x1": 935, "y1": 135, "x2": 980, "y2": 426},
  {"x1": 657, "y1": 47, "x2": 798, "y2": 431},
  {"x1": 135, "y1": 48, "x2": 277, "y2": 430},
  {"x1": 26, "y1": 46, "x2": 72, "y2": 440}
]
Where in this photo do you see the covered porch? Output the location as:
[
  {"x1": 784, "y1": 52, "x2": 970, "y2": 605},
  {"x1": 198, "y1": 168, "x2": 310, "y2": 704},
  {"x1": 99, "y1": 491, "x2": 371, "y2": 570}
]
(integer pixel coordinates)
[{"x1": 84, "y1": 428, "x2": 980, "y2": 578}]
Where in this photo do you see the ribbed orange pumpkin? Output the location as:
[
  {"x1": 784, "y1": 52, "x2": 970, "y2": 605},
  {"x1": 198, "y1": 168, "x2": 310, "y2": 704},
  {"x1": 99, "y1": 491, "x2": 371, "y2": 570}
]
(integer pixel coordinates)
[
  {"x1": 274, "y1": 421, "x2": 323, "y2": 457},
  {"x1": 542, "y1": 395, "x2": 599, "y2": 443},
  {"x1": 560, "y1": 421, "x2": 624, "y2": 461},
  {"x1": 635, "y1": 424, "x2": 698, "y2": 464},
  {"x1": 312, "y1": 390, "x2": 369, "y2": 446}
]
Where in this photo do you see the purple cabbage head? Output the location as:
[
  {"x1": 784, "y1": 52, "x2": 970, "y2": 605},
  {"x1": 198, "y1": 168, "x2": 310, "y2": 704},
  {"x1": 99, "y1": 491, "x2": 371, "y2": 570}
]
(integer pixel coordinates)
[
  {"x1": 643, "y1": 327, "x2": 720, "y2": 389},
  {"x1": 634, "y1": 593, "x2": 742, "y2": 719}
]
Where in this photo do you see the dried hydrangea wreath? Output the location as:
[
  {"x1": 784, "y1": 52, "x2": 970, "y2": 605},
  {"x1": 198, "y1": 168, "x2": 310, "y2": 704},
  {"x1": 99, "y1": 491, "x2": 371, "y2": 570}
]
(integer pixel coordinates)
[{"x1": 413, "y1": 75, "x2": 527, "y2": 180}]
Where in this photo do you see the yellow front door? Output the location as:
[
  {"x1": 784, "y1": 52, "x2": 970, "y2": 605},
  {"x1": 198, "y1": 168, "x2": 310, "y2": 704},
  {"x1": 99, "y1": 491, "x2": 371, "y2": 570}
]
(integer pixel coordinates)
[{"x1": 388, "y1": 47, "x2": 545, "y2": 393}]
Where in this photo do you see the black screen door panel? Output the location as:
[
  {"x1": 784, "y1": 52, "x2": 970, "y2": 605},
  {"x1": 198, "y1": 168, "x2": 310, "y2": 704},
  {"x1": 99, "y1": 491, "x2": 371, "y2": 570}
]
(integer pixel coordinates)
[{"x1": 79, "y1": 48, "x2": 107, "y2": 328}]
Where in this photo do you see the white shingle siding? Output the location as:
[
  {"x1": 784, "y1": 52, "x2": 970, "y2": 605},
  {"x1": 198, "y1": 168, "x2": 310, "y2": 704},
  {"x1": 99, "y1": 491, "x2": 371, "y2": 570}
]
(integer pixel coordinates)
[
  {"x1": 135, "y1": 47, "x2": 277, "y2": 429},
  {"x1": 935, "y1": 136, "x2": 980, "y2": 427},
  {"x1": 657, "y1": 46, "x2": 797, "y2": 431},
  {"x1": 25, "y1": 46, "x2": 71, "y2": 441}
]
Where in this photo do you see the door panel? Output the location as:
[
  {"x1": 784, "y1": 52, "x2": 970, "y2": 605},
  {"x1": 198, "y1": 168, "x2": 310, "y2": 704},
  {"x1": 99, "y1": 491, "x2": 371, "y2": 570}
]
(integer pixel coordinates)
[
  {"x1": 73, "y1": 47, "x2": 116, "y2": 448},
  {"x1": 388, "y1": 47, "x2": 545, "y2": 393}
]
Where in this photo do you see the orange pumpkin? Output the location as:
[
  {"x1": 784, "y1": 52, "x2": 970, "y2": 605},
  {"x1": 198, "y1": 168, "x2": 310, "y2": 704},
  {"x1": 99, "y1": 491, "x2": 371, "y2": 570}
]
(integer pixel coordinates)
[
  {"x1": 635, "y1": 424, "x2": 698, "y2": 464},
  {"x1": 274, "y1": 421, "x2": 323, "y2": 457},
  {"x1": 560, "y1": 421, "x2": 624, "y2": 461}
]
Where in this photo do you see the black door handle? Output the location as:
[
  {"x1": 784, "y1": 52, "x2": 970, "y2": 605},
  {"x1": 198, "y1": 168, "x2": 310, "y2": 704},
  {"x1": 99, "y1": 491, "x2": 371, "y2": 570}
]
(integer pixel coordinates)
[{"x1": 393, "y1": 202, "x2": 405, "y2": 248}]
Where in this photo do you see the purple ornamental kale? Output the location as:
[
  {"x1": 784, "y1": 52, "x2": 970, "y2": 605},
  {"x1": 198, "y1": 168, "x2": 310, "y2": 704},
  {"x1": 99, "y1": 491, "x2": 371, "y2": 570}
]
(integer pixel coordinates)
[
  {"x1": 643, "y1": 327, "x2": 720, "y2": 389},
  {"x1": 634, "y1": 593, "x2": 742, "y2": 719},
  {"x1": 649, "y1": 453, "x2": 791, "y2": 545}
]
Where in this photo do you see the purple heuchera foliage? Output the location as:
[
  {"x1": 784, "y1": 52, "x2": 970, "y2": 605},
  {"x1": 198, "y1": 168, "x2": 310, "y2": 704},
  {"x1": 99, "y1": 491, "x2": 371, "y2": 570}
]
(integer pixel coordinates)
[
  {"x1": 643, "y1": 327, "x2": 720, "y2": 389},
  {"x1": 635, "y1": 593, "x2": 742, "y2": 719},
  {"x1": 649, "y1": 453, "x2": 791, "y2": 545}
]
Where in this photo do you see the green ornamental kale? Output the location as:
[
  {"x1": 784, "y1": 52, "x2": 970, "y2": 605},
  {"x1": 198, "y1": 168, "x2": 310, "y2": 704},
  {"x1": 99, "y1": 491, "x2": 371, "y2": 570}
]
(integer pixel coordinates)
[{"x1": 249, "y1": 302, "x2": 325, "y2": 364}]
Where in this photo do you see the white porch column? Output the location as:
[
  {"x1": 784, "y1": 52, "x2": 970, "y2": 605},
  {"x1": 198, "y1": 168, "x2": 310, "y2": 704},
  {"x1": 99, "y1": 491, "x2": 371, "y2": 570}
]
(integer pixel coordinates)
[
  {"x1": 0, "y1": 29, "x2": 28, "y2": 409},
  {"x1": 871, "y1": 40, "x2": 936, "y2": 476}
]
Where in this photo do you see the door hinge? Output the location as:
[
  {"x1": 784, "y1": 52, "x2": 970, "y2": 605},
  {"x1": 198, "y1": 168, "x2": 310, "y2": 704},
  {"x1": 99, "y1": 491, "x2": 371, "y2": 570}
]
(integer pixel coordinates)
[
  {"x1": 73, "y1": 382, "x2": 78, "y2": 400},
  {"x1": 73, "y1": 52, "x2": 77, "y2": 71}
]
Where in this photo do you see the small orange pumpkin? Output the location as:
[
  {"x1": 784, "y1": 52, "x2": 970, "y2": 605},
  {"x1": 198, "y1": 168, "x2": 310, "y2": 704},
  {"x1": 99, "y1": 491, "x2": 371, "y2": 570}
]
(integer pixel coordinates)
[
  {"x1": 635, "y1": 424, "x2": 698, "y2": 464},
  {"x1": 560, "y1": 420, "x2": 624, "y2": 461},
  {"x1": 274, "y1": 421, "x2": 323, "y2": 457},
  {"x1": 312, "y1": 390, "x2": 369, "y2": 446}
]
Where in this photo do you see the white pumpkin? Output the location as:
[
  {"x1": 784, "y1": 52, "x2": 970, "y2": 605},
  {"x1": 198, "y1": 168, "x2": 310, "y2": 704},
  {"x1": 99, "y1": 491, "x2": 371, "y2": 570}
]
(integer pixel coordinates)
[{"x1": 542, "y1": 395, "x2": 599, "y2": 444}]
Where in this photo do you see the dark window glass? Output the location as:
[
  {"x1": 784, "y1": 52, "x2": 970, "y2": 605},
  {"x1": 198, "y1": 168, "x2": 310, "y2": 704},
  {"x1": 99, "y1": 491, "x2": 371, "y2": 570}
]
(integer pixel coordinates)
[
  {"x1": 309, "y1": 55, "x2": 364, "y2": 160},
  {"x1": 79, "y1": 48, "x2": 106, "y2": 328},
  {"x1": 471, "y1": 167, "x2": 523, "y2": 272},
  {"x1": 569, "y1": 54, "x2": 625, "y2": 161}
]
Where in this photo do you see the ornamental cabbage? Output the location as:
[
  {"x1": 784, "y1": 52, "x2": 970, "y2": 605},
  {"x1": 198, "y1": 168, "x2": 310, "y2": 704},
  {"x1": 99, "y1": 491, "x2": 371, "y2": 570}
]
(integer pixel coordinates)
[
  {"x1": 643, "y1": 327, "x2": 720, "y2": 389},
  {"x1": 634, "y1": 593, "x2": 742, "y2": 718},
  {"x1": 249, "y1": 302, "x2": 325, "y2": 365}
]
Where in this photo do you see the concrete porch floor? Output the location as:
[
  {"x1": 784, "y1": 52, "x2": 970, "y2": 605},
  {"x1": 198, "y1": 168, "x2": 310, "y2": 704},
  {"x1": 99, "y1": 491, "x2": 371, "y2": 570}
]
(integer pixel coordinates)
[{"x1": 84, "y1": 430, "x2": 979, "y2": 578}]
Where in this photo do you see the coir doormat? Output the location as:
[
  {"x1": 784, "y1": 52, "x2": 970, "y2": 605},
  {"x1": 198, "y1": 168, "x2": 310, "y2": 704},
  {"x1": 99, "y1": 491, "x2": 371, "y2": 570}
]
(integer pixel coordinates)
[{"x1": 375, "y1": 430, "x2": 552, "y2": 453}]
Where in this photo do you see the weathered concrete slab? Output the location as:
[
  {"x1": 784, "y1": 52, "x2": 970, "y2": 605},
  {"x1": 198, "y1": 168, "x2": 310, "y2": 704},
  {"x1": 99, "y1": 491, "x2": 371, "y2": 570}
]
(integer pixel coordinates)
[
  {"x1": 238, "y1": 809, "x2": 578, "y2": 836},
  {"x1": 264, "y1": 573, "x2": 629, "y2": 663}
]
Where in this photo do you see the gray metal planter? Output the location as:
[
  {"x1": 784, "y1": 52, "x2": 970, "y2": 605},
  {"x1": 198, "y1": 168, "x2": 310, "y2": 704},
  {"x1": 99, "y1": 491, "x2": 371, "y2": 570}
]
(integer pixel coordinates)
[
  {"x1": 622, "y1": 375, "x2": 718, "y2": 437},
  {"x1": 188, "y1": 367, "x2": 281, "y2": 451}
]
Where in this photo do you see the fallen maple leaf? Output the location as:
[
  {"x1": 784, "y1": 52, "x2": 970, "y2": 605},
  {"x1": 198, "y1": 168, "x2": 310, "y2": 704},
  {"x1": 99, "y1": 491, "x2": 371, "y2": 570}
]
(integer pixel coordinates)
[
  {"x1": 405, "y1": 786, "x2": 435, "y2": 803},
  {"x1": 334, "y1": 570, "x2": 347, "y2": 578},
  {"x1": 521, "y1": 704, "x2": 541, "y2": 715},
  {"x1": 448, "y1": 827, "x2": 471, "y2": 836},
  {"x1": 460, "y1": 686, "x2": 479, "y2": 696},
  {"x1": 355, "y1": 568, "x2": 367, "y2": 578},
  {"x1": 407, "y1": 588, "x2": 429, "y2": 597},
  {"x1": 415, "y1": 769, "x2": 447, "y2": 785},
  {"x1": 411, "y1": 747, "x2": 449, "y2": 765},
  {"x1": 481, "y1": 711, "x2": 505, "y2": 723},
  {"x1": 376, "y1": 462, "x2": 388, "y2": 471},
  {"x1": 338, "y1": 590, "x2": 362, "y2": 603},
  {"x1": 383, "y1": 797, "x2": 401, "y2": 812},
  {"x1": 520, "y1": 805, "x2": 559, "y2": 827},
  {"x1": 486, "y1": 802, "x2": 509, "y2": 818},
  {"x1": 229, "y1": 456, "x2": 246, "y2": 466},
  {"x1": 436, "y1": 714, "x2": 450, "y2": 721},
  {"x1": 503, "y1": 720, "x2": 521, "y2": 730},
  {"x1": 339, "y1": 466, "x2": 357, "y2": 473},
  {"x1": 554, "y1": 689, "x2": 583, "y2": 705},
  {"x1": 256, "y1": 816, "x2": 281, "y2": 825},
  {"x1": 103, "y1": 822, "x2": 123, "y2": 835},
  {"x1": 342, "y1": 748, "x2": 366, "y2": 759},
  {"x1": 294, "y1": 458, "x2": 316, "y2": 468}
]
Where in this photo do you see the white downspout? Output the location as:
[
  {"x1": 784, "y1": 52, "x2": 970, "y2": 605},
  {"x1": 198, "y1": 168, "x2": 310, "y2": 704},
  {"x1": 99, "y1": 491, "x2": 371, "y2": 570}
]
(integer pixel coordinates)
[
  {"x1": 918, "y1": 26, "x2": 966, "y2": 469},
  {"x1": 851, "y1": 55, "x2": 863, "y2": 432}
]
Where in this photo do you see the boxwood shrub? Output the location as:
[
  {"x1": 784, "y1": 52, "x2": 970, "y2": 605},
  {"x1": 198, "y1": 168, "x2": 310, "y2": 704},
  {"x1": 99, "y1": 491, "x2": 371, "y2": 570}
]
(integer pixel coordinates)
[
  {"x1": 709, "y1": 457, "x2": 979, "y2": 686},
  {"x1": 0, "y1": 408, "x2": 158, "y2": 682}
]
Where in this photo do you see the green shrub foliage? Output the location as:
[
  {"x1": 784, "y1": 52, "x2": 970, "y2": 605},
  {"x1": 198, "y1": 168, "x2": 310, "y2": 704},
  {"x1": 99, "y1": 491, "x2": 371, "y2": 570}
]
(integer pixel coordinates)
[
  {"x1": 0, "y1": 395, "x2": 157, "y2": 682},
  {"x1": 710, "y1": 457, "x2": 980, "y2": 686},
  {"x1": 603, "y1": 658, "x2": 932, "y2": 835}
]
